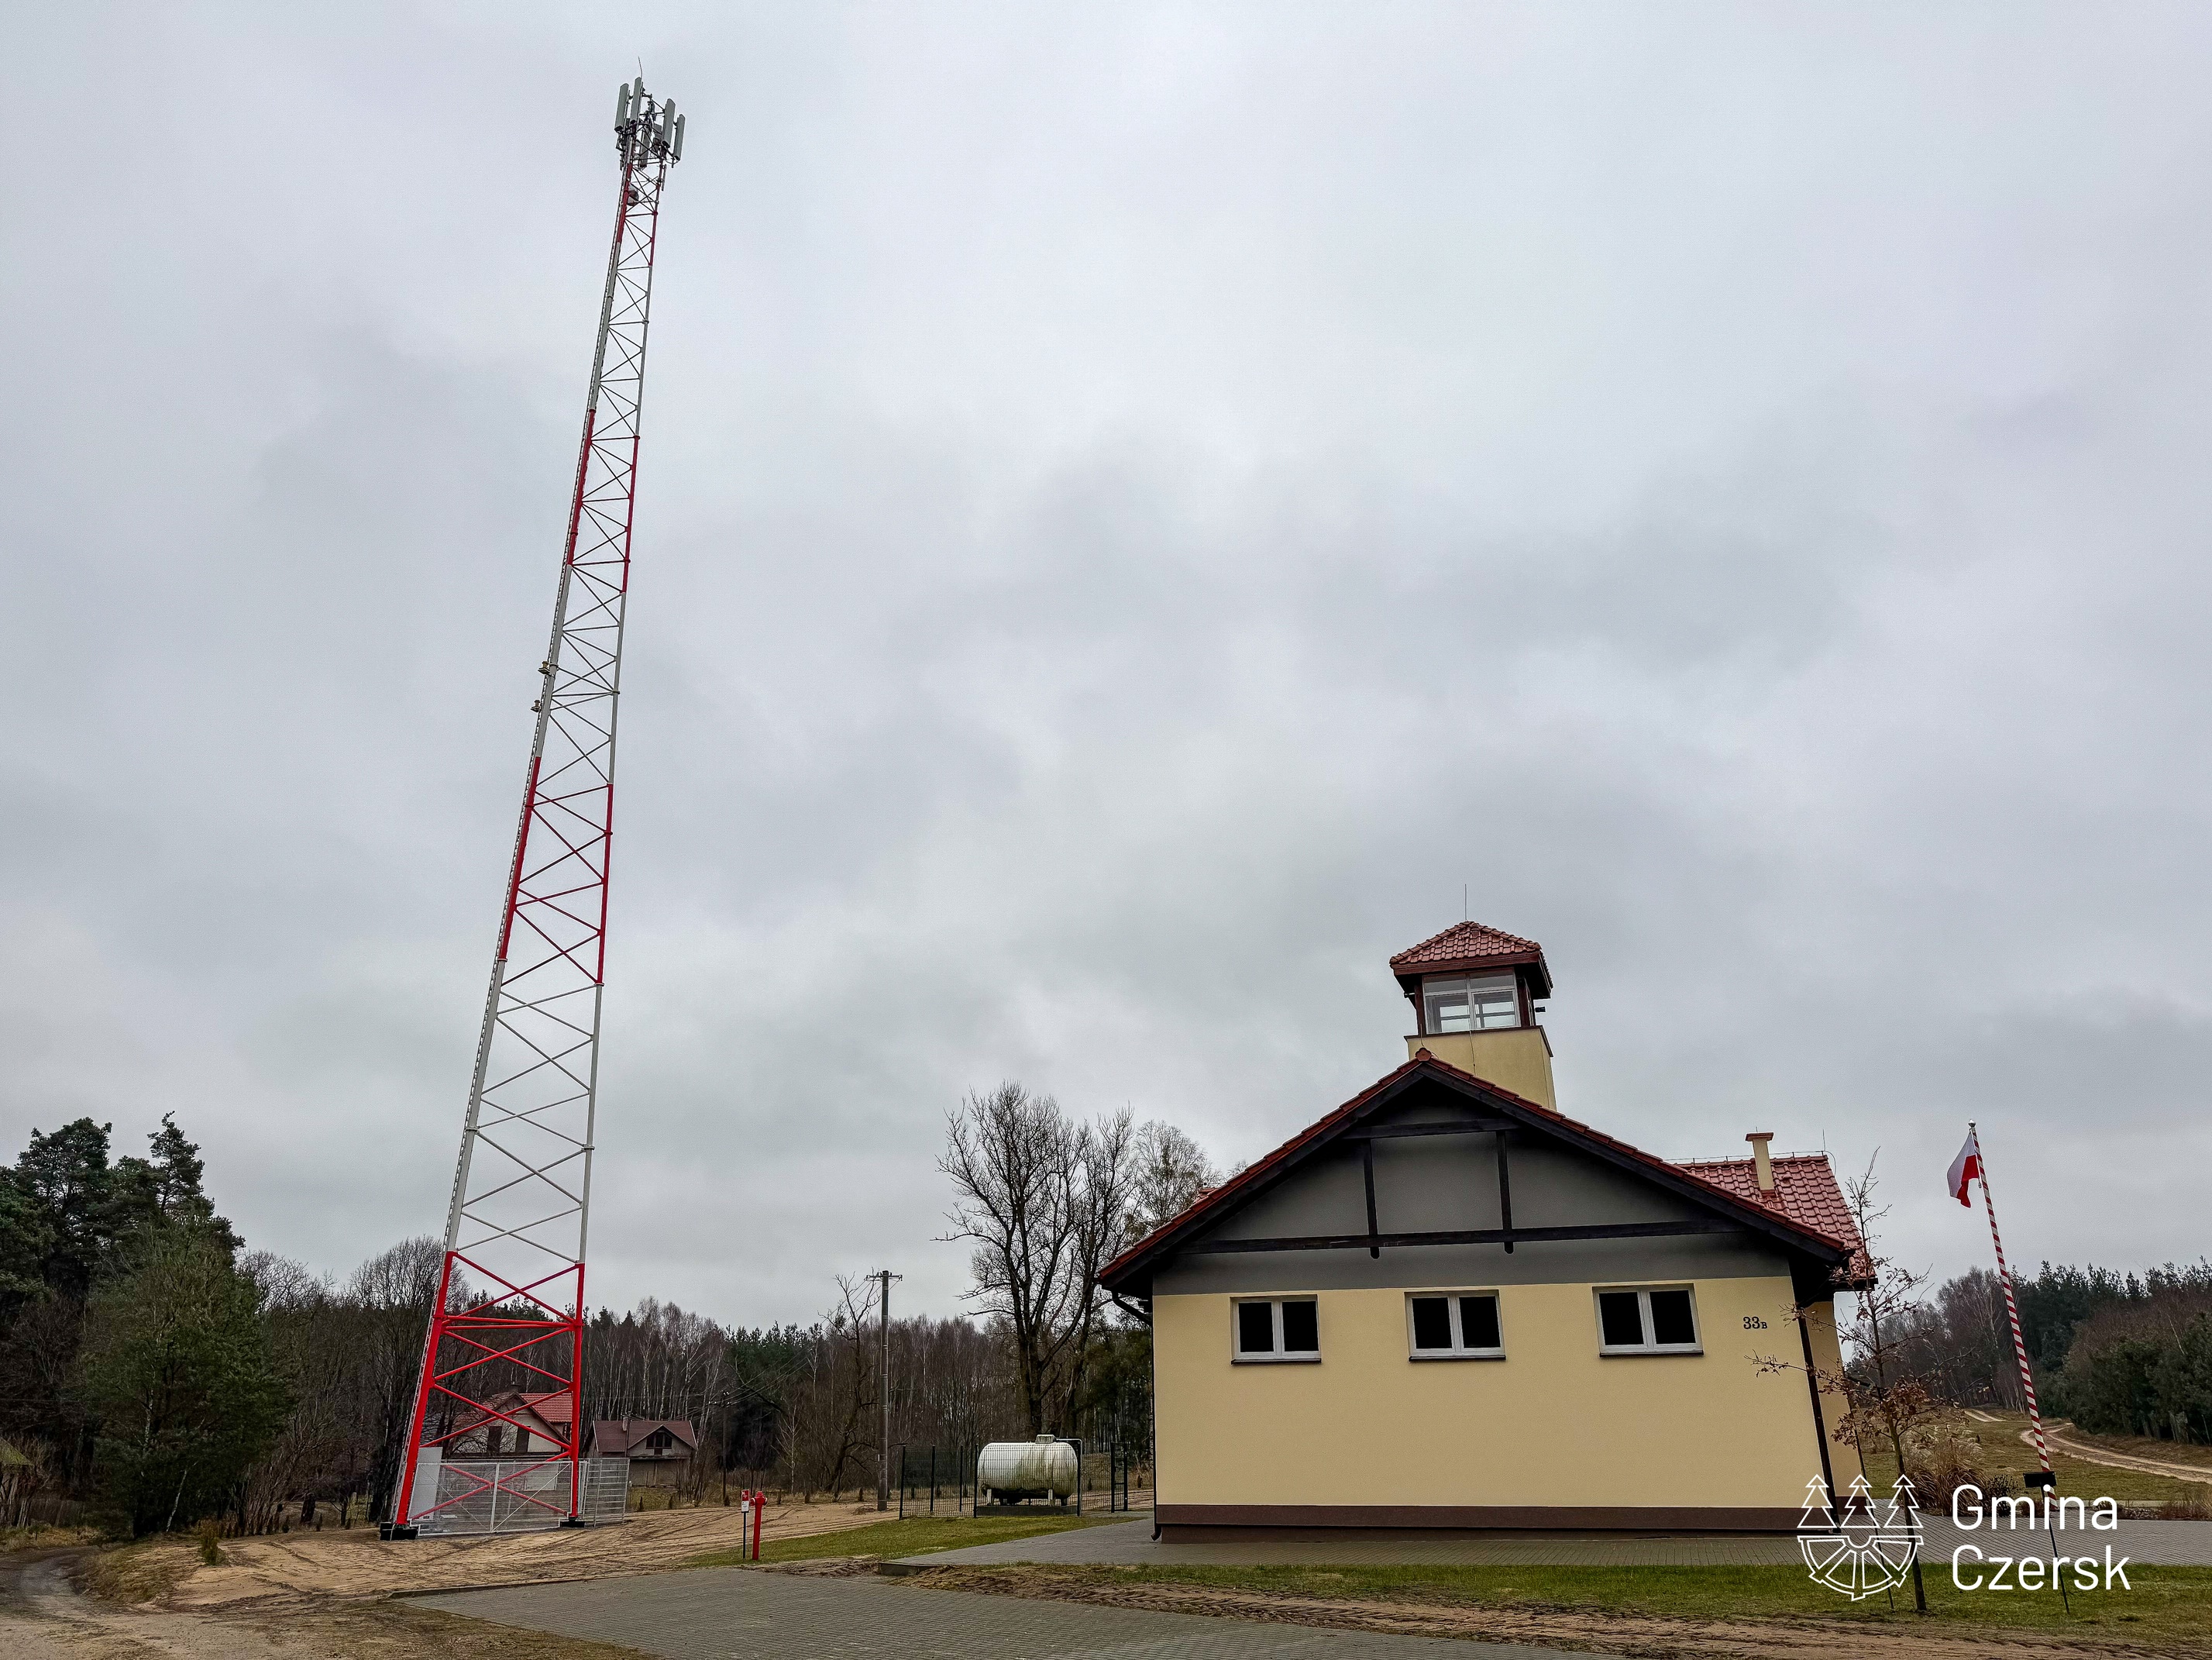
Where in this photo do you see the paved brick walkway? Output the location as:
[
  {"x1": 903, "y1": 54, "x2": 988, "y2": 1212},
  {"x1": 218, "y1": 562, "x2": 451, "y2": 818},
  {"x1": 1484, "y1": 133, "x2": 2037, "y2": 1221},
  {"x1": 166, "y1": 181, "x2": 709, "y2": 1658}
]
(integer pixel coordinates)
[
  {"x1": 900, "y1": 1516, "x2": 2212, "y2": 1569},
  {"x1": 418, "y1": 1566, "x2": 1599, "y2": 1657}
]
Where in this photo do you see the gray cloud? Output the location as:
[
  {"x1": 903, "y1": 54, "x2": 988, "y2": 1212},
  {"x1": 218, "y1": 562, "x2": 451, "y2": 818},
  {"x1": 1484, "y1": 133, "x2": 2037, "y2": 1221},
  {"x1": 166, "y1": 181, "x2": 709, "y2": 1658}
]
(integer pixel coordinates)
[{"x1": 5, "y1": 4, "x2": 2209, "y2": 1324}]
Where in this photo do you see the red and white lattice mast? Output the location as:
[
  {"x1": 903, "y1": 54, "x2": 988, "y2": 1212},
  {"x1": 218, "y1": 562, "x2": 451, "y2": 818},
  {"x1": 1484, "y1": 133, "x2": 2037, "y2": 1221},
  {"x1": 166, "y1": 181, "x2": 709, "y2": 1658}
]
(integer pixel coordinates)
[{"x1": 391, "y1": 78, "x2": 686, "y2": 1534}]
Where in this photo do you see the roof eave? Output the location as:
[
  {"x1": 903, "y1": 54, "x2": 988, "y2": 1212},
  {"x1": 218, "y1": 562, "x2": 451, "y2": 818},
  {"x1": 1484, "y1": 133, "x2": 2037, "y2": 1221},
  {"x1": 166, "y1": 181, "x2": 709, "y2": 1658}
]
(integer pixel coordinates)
[{"x1": 1388, "y1": 949, "x2": 1553, "y2": 1000}]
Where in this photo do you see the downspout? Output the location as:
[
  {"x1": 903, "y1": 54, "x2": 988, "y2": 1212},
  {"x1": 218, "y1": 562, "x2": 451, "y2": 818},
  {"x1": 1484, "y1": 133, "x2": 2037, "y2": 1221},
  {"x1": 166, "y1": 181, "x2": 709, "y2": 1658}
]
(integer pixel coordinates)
[
  {"x1": 1148, "y1": 1287, "x2": 1161, "y2": 1541},
  {"x1": 1797, "y1": 1297, "x2": 1835, "y2": 1500}
]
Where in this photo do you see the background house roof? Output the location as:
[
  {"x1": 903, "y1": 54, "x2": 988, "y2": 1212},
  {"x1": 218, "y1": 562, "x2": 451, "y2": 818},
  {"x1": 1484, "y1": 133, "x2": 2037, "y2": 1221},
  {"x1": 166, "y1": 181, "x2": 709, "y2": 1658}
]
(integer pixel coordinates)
[
  {"x1": 590, "y1": 1418, "x2": 700, "y2": 1456},
  {"x1": 478, "y1": 1390, "x2": 569, "y2": 1441},
  {"x1": 514, "y1": 1390, "x2": 573, "y2": 1424}
]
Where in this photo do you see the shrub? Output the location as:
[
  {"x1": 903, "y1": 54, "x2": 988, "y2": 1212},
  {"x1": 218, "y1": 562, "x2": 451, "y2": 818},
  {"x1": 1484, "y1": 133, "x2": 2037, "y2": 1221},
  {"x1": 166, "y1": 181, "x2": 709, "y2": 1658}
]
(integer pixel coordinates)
[{"x1": 1903, "y1": 1422, "x2": 1983, "y2": 1514}]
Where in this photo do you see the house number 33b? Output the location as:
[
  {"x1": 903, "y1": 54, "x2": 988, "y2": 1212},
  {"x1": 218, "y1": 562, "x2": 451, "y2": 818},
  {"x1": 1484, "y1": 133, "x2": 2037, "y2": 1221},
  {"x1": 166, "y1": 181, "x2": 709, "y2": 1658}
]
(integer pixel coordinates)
[{"x1": 1741, "y1": 1315, "x2": 1768, "y2": 1330}]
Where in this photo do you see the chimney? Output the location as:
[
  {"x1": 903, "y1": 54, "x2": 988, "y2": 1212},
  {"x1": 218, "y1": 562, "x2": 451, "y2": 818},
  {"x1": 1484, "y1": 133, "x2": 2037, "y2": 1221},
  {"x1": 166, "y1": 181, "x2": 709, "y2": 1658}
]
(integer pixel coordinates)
[{"x1": 1746, "y1": 1131, "x2": 1774, "y2": 1193}]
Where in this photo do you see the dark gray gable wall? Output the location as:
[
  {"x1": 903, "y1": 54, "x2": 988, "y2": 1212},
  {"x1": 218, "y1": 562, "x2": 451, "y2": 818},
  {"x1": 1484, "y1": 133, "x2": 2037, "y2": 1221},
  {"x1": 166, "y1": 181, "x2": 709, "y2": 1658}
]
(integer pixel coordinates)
[{"x1": 1153, "y1": 1078, "x2": 1794, "y2": 1297}]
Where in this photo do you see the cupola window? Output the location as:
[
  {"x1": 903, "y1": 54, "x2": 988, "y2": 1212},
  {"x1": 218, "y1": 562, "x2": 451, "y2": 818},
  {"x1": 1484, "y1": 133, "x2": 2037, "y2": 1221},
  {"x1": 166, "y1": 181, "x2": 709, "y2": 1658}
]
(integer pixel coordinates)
[{"x1": 1422, "y1": 973, "x2": 1519, "y2": 1033}]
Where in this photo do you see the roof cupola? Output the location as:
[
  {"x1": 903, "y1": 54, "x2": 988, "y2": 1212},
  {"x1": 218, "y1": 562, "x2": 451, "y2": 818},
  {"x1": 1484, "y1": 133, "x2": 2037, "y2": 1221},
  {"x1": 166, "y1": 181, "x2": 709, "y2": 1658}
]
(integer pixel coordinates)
[{"x1": 1389, "y1": 921, "x2": 1557, "y2": 1107}]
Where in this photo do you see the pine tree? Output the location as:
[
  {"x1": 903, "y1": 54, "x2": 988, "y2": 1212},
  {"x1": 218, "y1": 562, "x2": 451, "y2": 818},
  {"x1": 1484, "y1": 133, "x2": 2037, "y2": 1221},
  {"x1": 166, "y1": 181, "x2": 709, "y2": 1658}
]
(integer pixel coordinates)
[
  {"x1": 9, "y1": 1120, "x2": 117, "y2": 1297},
  {"x1": 73, "y1": 1230, "x2": 288, "y2": 1536}
]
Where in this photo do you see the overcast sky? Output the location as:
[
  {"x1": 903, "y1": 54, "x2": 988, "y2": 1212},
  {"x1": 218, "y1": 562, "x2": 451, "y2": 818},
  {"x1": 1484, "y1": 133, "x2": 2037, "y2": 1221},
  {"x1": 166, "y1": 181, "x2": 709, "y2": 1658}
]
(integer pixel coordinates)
[{"x1": 5, "y1": 5, "x2": 2209, "y2": 1329}]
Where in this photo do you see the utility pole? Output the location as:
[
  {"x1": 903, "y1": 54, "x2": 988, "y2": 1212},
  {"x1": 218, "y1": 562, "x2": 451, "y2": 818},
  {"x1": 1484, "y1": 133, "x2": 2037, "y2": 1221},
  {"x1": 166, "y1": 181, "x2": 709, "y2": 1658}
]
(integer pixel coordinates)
[{"x1": 876, "y1": 1269, "x2": 900, "y2": 1510}]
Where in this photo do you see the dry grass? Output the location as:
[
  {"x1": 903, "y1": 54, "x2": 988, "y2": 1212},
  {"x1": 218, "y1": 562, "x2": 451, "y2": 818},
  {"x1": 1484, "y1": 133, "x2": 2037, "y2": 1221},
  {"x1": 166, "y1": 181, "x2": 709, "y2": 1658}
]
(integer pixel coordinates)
[
  {"x1": 0, "y1": 1525, "x2": 99, "y2": 1555},
  {"x1": 1862, "y1": 1412, "x2": 2211, "y2": 1509},
  {"x1": 81, "y1": 1535, "x2": 199, "y2": 1607}
]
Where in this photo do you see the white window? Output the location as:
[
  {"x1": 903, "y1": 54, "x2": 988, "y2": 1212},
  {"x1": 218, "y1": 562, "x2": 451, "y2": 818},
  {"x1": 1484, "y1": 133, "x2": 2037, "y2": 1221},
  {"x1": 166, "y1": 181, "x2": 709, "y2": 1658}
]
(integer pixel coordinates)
[
  {"x1": 1422, "y1": 973, "x2": 1519, "y2": 1033},
  {"x1": 1406, "y1": 1291, "x2": 1505, "y2": 1359},
  {"x1": 1595, "y1": 1286, "x2": 1701, "y2": 1355},
  {"x1": 1233, "y1": 1297, "x2": 1320, "y2": 1362}
]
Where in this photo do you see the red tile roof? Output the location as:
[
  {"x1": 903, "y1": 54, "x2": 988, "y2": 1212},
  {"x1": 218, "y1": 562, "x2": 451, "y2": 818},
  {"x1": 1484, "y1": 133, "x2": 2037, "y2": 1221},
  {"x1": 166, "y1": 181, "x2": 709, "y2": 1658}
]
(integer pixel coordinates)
[
  {"x1": 1099, "y1": 1052, "x2": 1864, "y2": 1292},
  {"x1": 1390, "y1": 921, "x2": 1541, "y2": 968},
  {"x1": 1679, "y1": 1155, "x2": 1871, "y2": 1285},
  {"x1": 590, "y1": 1418, "x2": 699, "y2": 1457}
]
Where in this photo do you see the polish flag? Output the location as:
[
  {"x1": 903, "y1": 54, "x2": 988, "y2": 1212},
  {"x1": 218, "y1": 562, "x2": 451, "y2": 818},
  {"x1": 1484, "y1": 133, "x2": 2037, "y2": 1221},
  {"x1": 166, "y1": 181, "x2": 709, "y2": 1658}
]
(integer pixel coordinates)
[{"x1": 1947, "y1": 1131, "x2": 1983, "y2": 1207}]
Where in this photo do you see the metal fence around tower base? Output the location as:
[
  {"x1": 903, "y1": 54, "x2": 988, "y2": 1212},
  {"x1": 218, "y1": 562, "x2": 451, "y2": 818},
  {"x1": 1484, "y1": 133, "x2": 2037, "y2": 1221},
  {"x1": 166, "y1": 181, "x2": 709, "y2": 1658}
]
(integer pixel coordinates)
[{"x1": 410, "y1": 1456, "x2": 630, "y2": 1536}]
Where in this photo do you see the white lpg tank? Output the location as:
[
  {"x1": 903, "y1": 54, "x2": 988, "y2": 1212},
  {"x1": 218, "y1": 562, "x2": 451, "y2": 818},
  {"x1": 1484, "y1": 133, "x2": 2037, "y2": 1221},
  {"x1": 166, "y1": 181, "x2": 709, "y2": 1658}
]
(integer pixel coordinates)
[{"x1": 975, "y1": 1434, "x2": 1078, "y2": 1503}]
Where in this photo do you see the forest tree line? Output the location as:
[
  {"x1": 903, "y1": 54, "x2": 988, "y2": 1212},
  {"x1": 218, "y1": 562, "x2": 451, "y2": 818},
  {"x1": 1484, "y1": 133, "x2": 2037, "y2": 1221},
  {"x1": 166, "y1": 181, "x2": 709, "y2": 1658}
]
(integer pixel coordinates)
[
  {"x1": 0, "y1": 1087, "x2": 1216, "y2": 1534},
  {"x1": 1880, "y1": 1256, "x2": 2212, "y2": 1444}
]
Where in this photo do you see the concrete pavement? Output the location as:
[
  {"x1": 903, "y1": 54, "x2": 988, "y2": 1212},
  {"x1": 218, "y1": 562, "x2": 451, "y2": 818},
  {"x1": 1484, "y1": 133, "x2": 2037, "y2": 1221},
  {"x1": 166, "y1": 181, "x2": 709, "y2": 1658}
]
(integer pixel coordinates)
[{"x1": 419, "y1": 1564, "x2": 1605, "y2": 1658}]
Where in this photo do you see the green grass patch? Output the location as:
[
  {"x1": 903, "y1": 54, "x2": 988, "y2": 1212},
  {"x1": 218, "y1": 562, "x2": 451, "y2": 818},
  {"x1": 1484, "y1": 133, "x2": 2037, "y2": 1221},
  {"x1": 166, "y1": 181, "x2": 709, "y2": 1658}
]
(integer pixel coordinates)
[
  {"x1": 1020, "y1": 1562, "x2": 2212, "y2": 1648},
  {"x1": 687, "y1": 1509, "x2": 1120, "y2": 1569}
]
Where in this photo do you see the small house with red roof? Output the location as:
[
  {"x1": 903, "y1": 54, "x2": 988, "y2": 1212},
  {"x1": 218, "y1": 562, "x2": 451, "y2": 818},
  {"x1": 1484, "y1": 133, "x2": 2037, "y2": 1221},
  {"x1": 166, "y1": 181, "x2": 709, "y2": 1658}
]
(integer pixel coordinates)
[
  {"x1": 442, "y1": 1390, "x2": 576, "y2": 1459},
  {"x1": 589, "y1": 1418, "x2": 700, "y2": 1487},
  {"x1": 1099, "y1": 921, "x2": 1870, "y2": 1534}
]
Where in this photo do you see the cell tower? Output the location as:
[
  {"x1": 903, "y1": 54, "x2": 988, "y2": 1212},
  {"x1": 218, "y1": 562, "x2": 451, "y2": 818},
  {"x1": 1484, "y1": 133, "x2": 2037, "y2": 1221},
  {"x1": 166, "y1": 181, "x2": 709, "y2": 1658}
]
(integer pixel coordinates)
[{"x1": 390, "y1": 78, "x2": 686, "y2": 1534}]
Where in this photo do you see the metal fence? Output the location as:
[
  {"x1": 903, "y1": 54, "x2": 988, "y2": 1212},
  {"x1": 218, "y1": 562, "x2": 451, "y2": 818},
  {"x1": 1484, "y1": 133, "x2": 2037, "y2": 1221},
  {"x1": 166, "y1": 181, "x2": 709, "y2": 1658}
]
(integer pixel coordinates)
[
  {"x1": 893, "y1": 1444, "x2": 1147, "y2": 1518},
  {"x1": 413, "y1": 1455, "x2": 629, "y2": 1536},
  {"x1": 6, "y1": 1493, "x2": 85, "y2": 1530}
]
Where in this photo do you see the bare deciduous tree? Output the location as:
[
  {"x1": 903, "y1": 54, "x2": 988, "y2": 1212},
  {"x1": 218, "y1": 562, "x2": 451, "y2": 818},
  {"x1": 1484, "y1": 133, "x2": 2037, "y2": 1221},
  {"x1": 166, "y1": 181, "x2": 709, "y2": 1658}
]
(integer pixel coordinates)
[
  {"x1": 1127, "y1": 1121, "x2": 1220, "y2": 1242},
  {"x1": 938, "y1": 1083, "x2": 1134, "y2": 1436},
  {"x1": 1755, "y1": 1152, "x2": 1945, "y2": 1614}
]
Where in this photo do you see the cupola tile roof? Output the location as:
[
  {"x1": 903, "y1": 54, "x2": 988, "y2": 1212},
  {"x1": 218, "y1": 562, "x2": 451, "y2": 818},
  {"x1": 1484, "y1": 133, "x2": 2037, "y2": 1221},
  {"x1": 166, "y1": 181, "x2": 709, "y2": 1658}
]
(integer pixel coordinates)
[
  {"x1": 1389, "y1": 920, "x2": 1539, "y2": 966},
  {"x1": 1389, "y1": 921, "x2": 1552, "y2": 999}
]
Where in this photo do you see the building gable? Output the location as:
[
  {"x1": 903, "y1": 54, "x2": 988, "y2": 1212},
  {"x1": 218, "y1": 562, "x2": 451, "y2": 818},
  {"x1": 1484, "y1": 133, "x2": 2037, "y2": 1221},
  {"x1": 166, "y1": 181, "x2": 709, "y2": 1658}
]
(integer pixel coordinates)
[{"x1": 1106, "y1": 1055, "x2": 1856, "y2": 1301}]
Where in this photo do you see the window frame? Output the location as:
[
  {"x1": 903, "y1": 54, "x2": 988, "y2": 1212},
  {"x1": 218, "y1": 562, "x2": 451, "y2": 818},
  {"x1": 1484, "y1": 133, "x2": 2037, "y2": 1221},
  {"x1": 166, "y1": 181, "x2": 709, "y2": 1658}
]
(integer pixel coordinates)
[
  {"x1": 1230, "y1": 1295, "x2": 1323, "y2": 1364},
  {"x1": 1420, "y1": 972, "x2": 1522, "y2": 1035},
  {"x1": 1593, "y1": 1284, "x2": 1703, "y2": 1356},
  {"x1": 1404, "y1": 1289, "x2": 1507, "y2": 1361}
]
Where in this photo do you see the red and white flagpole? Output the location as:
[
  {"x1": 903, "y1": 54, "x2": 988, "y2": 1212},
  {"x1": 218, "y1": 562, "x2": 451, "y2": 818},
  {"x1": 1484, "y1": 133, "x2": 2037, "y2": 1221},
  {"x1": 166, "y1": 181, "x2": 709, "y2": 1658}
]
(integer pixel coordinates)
[{"x1": 1963, "y1": 1123, "x2": 2053, "y2": 1478}]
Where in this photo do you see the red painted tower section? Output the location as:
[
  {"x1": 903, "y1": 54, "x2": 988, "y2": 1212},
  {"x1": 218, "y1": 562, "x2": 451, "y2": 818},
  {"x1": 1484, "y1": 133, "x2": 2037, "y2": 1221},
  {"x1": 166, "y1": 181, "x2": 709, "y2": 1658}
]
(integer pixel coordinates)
[{"x1": 391, "y1": 80, "x2": 685, "y2": 1533}]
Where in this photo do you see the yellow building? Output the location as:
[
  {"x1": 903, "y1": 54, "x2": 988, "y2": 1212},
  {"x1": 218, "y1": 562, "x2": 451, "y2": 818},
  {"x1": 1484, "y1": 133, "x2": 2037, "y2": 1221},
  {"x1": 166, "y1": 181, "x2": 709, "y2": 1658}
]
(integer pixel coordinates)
[{"x1": 1099, "y1": 921, "x2": 1870, "y2": 1534}]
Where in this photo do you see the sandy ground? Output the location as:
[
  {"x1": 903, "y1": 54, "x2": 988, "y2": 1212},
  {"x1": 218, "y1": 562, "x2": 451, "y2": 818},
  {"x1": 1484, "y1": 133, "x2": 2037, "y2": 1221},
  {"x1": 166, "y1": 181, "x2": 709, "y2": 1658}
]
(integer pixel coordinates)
[
  {"x1": 153, "y1": 1496, "x2": 904, "y2": 1610},
  {"x1": 0, "y1": 1498, "x2": 903, "y2": 1660},
  {"x1": 0, "y1": 1546, "x2": 642, "y2": 1659},
  {"x1": 2038, "y1": 1426, "x2": 2212, "y2": 1489},
  {"x1": 916, "y1": 1564, "x2": 2204, "y2": 1660}
]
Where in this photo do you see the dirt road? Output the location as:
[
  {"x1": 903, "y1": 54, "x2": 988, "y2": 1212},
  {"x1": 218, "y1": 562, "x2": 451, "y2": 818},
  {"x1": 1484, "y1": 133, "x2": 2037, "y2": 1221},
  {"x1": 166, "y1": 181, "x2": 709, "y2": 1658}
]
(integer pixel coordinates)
[{"x1": 2022, "y1": 1424, "x2": 2212, "y2": 1490}]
